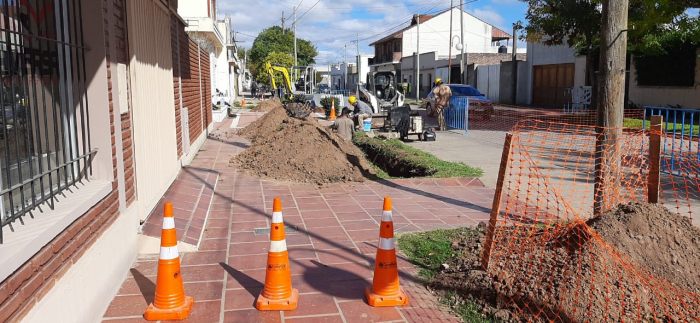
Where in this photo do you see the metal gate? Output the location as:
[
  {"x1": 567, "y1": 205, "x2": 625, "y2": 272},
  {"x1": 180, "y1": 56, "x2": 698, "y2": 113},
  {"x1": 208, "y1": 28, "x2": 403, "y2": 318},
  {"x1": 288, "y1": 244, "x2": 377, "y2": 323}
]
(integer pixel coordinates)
[{"x1": 127, "y1": 0, "x2": 179, "y2": 221}]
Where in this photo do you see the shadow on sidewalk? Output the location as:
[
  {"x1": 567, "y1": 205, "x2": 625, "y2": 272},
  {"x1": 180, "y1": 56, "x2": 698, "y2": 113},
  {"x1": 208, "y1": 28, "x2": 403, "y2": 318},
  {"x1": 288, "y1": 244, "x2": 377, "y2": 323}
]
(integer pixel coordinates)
[{"x1": 130, "y1": 268, "x2": 156, "y2": 305}]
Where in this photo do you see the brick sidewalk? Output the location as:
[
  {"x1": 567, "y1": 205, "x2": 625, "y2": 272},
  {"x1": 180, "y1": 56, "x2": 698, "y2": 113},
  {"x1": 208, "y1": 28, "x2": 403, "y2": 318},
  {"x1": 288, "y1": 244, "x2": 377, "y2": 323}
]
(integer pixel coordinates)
[{"x1": 102, "y1": 113, "x2": 495, "y2": 322}]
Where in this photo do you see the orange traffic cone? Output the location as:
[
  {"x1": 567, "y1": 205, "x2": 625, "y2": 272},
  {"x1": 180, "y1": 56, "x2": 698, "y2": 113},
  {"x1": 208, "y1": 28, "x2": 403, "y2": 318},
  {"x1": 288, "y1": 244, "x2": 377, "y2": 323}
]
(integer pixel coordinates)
[
  {"x1": 329, "y1": 100, "x2": 337, "y2": 120},
  {"x1": 242, "y1": 97, "x2": 246, "y2": 107},
  {"x1": 256, "y1": 198, "x2": 299, "y2": 311},
  {"x1": 144, "y1": 203, "x2": 194, "y2": 320},
  {"x1": 365, "y1": 197, "x2": 408, "y2": 307}
]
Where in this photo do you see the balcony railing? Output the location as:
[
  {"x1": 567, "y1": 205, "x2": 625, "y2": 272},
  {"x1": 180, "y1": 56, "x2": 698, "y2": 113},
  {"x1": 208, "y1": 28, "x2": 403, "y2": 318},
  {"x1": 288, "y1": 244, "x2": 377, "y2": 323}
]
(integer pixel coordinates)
[{"x1": 373, "y1": 52, "x2": 402, "y2": 65}]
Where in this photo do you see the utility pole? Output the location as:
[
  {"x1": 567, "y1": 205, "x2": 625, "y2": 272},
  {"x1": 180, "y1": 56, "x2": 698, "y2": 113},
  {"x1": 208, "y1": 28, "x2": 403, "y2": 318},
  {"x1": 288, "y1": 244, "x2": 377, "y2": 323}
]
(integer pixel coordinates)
[
  {"x1": 511, "y1": 23, "x2": 518, "y2": 104},
  {"x1": 282, "y1": 11, "x2": 285, "y2": 34},
  {"x1": 460, "y1": 0, "x2": 465, "y2": 84},
  {"x1": 594, "y1": 0, "x2": 629, "y2": 215},
  {"x1": 416, "y1": 14, "x2": 421, "y2": 101},
  {"x1": 344, "y1": 44, "x2": 348, "y2": 90},
  {"x1": 448, "y1": 0, "x2": 453, "y2": 84},
  {"x1": 357, "y1": 34, "x2": 361, "y2": 92}
]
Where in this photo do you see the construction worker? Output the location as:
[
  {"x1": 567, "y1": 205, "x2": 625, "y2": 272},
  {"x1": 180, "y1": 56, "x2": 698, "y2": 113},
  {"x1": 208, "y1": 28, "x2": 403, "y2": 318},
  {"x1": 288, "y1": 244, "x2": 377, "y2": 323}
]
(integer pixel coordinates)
[
  {"x1": 432, "y1": 78, "x2": 452, "y2": 131},
  {"x1": 348, "y1": 96, "x2": 373, "y2": 129},
  {"x1": 332, "y1": 108, "x2": 355, "y2": 141}
]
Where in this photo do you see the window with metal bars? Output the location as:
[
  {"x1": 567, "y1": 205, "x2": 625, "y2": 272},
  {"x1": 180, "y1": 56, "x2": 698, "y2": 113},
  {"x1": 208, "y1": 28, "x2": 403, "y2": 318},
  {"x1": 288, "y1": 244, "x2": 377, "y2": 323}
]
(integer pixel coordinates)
[{"x1": 0, "y1": 0, "x2": 94, "y2": 244}]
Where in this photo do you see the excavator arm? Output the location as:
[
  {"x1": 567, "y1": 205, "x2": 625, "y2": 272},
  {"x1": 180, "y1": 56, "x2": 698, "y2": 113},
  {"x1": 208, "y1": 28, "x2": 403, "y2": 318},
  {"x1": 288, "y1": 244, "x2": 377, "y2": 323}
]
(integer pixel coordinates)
[{"x1": 265, "y1": 62, "x2": 295, "y2": 101}]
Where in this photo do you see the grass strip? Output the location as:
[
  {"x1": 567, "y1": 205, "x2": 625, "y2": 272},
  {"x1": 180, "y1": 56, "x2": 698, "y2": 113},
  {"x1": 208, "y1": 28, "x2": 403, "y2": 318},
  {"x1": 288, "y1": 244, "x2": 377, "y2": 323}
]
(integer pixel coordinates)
[
  {"x1": 397, "y1": 228, "x2": 499, "y2": 322},
  {"x1": 624, "y1": 118, "x2": 700, "y2": 136},
  {"x1": 353, "y1": 132, "x2": 482, "y2": 179}
]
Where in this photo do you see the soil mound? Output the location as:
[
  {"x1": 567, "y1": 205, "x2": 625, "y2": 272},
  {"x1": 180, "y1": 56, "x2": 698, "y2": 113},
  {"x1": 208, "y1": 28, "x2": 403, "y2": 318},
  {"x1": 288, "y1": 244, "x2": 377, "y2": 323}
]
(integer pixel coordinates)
[
  {"x1": 588, "y1": 203, "x2": 700, "y2": 293},
  {"x1": 237, "y1": 106, "x2": 287, "y2": 142},
  {"x1": 251, "y1": 98, "x2": 282, "y2": 112},
  {"x1": 232, "y1": 113, "x2": 373, "y2": 185},
  {"x1": 429, "y1": 203, "x2": 700, "y2": 322}
]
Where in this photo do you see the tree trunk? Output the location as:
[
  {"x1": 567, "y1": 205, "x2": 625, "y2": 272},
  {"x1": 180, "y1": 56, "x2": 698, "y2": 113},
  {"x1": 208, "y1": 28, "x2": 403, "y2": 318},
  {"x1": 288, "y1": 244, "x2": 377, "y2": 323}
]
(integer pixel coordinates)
[{"x1": 594, "y1": 0, "x2": 629, "y2": 215}]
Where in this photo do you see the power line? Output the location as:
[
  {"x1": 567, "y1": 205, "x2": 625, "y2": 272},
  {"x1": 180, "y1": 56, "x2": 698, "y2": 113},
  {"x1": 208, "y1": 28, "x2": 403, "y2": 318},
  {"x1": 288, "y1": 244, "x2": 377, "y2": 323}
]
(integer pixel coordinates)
[{"x1": 296, "y1": 0, "x2": 322, "y2": 22}]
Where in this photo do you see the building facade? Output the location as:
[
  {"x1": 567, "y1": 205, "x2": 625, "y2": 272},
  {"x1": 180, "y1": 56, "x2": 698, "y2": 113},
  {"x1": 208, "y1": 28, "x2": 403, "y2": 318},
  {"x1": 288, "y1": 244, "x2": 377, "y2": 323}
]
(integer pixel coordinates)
[{"x1": 0, "y1": 1, "x2": 214, "y2": 322}]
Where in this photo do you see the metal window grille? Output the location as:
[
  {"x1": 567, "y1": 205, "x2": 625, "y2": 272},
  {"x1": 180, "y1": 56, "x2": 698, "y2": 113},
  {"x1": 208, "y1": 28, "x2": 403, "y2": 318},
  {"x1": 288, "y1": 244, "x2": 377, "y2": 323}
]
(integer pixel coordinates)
[{"x1": 0, "y1": 0, "x2": 95, "y2": 244}]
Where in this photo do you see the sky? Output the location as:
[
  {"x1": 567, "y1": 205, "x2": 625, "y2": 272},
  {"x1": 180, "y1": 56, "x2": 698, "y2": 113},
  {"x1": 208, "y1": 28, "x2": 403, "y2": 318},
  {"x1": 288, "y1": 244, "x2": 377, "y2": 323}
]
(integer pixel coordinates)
[{"x1": 218, "y1": 0, "x2": 530, "y2": 66}]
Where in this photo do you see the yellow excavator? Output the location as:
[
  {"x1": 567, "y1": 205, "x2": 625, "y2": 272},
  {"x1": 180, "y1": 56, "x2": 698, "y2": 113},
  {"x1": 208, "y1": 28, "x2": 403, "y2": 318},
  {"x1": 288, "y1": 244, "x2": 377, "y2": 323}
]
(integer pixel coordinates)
[{"x1": 265, "y1": 61, "x2": 296, "y2": 102}]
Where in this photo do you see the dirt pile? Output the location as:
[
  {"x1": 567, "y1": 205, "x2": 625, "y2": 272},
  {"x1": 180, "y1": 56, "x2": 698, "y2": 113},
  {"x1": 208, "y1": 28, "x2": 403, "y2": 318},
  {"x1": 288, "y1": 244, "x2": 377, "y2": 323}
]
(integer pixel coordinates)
[
  {"x1": 588, "y1": 203, "x2": 700, "y2": 293},
  {"x1": 251, "y1": 98, "x2": 282, "y2": 112},
  {"x1": 236, "y1": 106, "x2": 288, "y2": 142},
  {"x1": 430, "y1": 203, "x2": 700, "y2": 322},
  {"x1": 232, "y1": 109, "x2": 373, "y2": 185}
]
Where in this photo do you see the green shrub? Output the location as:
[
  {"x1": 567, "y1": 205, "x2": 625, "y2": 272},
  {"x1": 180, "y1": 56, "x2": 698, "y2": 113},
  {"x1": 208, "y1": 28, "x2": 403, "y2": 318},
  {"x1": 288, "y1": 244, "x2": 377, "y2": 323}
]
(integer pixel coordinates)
[{"x1": 319, "y1": 97, "x2": 341, "y2": 117}]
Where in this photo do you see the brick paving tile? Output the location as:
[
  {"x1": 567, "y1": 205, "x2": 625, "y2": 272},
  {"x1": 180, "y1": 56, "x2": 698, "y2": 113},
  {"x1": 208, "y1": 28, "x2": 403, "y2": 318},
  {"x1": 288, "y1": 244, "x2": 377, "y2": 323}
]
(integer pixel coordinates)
[
  {"x1": 300, "y1": 210, "x2": 335, "y2": 219},
  {"x1": 399, "y1": 211, "x2": 439, "y2": 220},
  {"x1": 230, "y1": 220, "x2": 268, "y2": 232},
  {"x1": 229, "y1": 232, "x2": 270, "y2": 243},
  {"x1": 229, "y1": 241, "x2": 269, "y2": 256},
  {"x1": 224, "y1": 288, "x2": 262, "y2": 311},
  {"x1": 310, "y1": 238, "x2": 357, "y2": 250},
  {"x1": 346, "y1": 229, "x2": 380, "y2": 242},
  {"x1": 180, "y1": 251, "x2": 227, "y2": 266},
  {"x1": 338, "y1": 300, "x2": 404, "y2": 322},
  {"x1": 340, "y1": 220, "x2": 379, "y2": 231},
  {"x1": 322, "y1": 262, "x2": 373, "y2": 282},
  {"x1": 224, "y1": 268, "x2": 266, "y2": 289},
  {"x1": 288, "y1": 246, "x2": 319, "y2": 260},
  {"x1": 206, "y1": 218, "x2": 232, "y2": 228},
  {"x1": 284, "y1": 315, "x2": 345, "y2": 323},
  {"x1": 399, "y1": 307, "x2": 461, "y2": 323},
  {"x1": 161, "y1": 300, "x2": 222, "y2": 323},
  {"x1": 182, "y1": 281, "x2": 224, "y2": 301},
  {"x1": 330, "y1": 204, "x2": 367, "y2": 214},
  {"x1": 285, "y1": 293, "x2": 340, "y2": 317},
  {"x1": 303, "y1": 218, "x2": 341, "y2": 228},
  {"x1": 222, "y1": 309, "x2": 282, "y2": 323},
  {"x1": 307, "y1": 226, "x2": 350, "y2": 240},
  {"x1": 288, "y1": 259, "x2": 327, "y2": 276},
  {"x1": 179, "y1": 264, "x2": 226, "y2": 282},
  {"x1": 199, "y1": 238, "x2": 229, "y2": 251},
  {"x1": 330, "y1": 278, "x2": 372, "y2": 301},
  {"x1": 103, "y1": 295, "x2": 149, "y2": 318},
  {"x1": 285, "y1": 234, "x2": 313, "y2": 246},
  {"x1": 356, "y1": 241, "x2": 379, "y2": 255},
  {"x1": 228, "y1": 254, "x2": 269, "y2": 270},
  {"x1": 102, "y1": 318, "x2": 148, "y2": 323},
  {"x1": 336, "y1": 212, "x2": 373, "y2": 222},
  {"x1": 317, "y1": 247, "x2": 367, "y2": 265},
  {"x1": 117, "y1": 276, "x2": 156, "y2": 296},
  {"x1": 129, "y1": 261, "x2": 158, "y2": 277},
  {"x1": 292, "y1": 276, "x2": 333, "y2": 294}
]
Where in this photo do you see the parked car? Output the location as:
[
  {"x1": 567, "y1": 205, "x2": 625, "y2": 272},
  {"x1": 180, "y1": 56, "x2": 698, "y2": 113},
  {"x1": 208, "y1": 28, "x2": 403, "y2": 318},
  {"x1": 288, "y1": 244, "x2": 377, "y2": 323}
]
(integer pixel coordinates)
[
  {"x1": 317, "y1": 83, "x2": 330, "y2": 94},
  {"x1": 424, "y1": 84, "x2": 494, "y2": 120}
]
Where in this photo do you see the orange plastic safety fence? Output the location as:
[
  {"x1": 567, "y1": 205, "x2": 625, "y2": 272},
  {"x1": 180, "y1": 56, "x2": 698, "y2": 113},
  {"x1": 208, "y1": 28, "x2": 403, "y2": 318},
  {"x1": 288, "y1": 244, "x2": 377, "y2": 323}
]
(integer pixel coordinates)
[{"x1": 486, "y1": 119, "x2": 700, "y2": 322}]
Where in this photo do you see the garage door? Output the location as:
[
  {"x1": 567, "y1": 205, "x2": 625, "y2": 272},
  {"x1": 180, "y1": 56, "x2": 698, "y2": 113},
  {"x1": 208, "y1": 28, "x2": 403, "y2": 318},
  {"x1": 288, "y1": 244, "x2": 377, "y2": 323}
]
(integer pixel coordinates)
[{"x1": 532, "y1": 64, "x2": 574, "y2": 108}]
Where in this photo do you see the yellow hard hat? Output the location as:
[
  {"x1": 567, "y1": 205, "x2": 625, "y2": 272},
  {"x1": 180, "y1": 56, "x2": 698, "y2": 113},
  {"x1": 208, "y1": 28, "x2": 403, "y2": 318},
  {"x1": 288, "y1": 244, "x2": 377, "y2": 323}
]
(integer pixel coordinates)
[
  {"x1": 435, "y1": 78, "x2": 442, "y2": 85},
  {"x1": 348, "y1": 96, "x2": 357, "y2": 105}
]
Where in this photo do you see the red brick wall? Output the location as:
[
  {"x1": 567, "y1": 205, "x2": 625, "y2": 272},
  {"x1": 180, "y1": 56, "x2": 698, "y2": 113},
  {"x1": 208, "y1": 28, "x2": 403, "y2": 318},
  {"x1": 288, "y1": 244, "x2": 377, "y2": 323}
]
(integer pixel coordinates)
[
  {"x1": 171, "y1": 16, "x2": 184, "y2": 158},
  {"x1": 201, "y1": 50, "x2": 212, "y2": 127},
  {"x1": 178, "y1": 36, "x2": 212, "y2": 145},
  {"x1": 0, "y1": 0, "x2": 127, "y2": 321}
]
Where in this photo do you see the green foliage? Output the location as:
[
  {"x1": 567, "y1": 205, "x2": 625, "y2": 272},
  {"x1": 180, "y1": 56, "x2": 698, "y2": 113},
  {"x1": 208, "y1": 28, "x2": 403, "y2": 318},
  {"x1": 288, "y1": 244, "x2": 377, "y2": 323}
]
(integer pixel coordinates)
[
  {"x1": 623, "y1": 118, "x2": 700, "y2": 136},
  {"x1": 441, "y1": 291, "x2": 501, "y2": 323},
  {"x1": 319, "y1": 97, "x2": 341, "y2": 117},
  {"x1": 353, "y1": 133, "x2": 483, "y2": 179},
  {"x1": 249, "y1": 26, "x2": 318, "y2": 83},
  {"x1": 519, "y1": 0, "x2": 700, "y2": 56},
  {"x1": 630, "y1": 16, "x2": 699, "y2": 87},
  {"x1": 255, "y1": 52, "x2": 295, "y2": 87},
  {"x1": 397, "y1": 228, "x2": 474, "y2": 279}
]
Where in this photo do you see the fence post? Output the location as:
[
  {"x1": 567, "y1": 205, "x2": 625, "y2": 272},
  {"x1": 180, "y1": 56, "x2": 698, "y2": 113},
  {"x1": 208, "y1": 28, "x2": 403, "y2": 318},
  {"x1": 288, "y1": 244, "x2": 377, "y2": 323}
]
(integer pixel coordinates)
[
  {"x1": 481, "y1": 133, "x2": 513, "y2": 271},
  {"x1": 648, "y1": 115, "x2": 662, "y2": 204},
  {"x1": 463, "y1": 98, "x2": 469, "y2": 135}
]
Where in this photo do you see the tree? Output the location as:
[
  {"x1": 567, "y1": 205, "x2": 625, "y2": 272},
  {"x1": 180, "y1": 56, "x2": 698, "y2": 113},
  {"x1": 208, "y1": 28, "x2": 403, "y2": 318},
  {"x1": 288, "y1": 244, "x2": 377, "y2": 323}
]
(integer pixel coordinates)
[
  {"x1": 255, "y1": 52, "x2": 294, "y2": 88},
  {"x1": 249, "y1": 26, "x2": 318, "y2": 68},
  {"x1": 519, "y1": 0, "x2": 700, "y2": 91},
  {"x1": 188, "y1": 32, "x2": 215, "y2": 53}
]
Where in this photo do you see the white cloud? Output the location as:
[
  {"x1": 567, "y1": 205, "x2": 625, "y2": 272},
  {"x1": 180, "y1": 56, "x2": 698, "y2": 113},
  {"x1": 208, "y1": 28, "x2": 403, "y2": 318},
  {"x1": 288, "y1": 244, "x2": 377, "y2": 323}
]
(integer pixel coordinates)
[
  {"x1": 470, "y1": 6, "x2": 506, "y2": 29},
  {"x1": 490, "y1": 0, "x2": 519, "y2": 4}
]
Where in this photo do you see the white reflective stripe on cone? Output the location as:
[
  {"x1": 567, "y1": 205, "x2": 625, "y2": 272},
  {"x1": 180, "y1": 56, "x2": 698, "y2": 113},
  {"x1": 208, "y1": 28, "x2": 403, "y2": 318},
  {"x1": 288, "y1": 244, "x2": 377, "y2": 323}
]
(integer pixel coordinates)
[
  {"x1": 378, "y1": 237, "x2": 395, "y2": 250},
  {"x1": 160, "y1": 246, "x2": 180, "y2": 260},
  {"x1": 272, "y1": 211, "x2": 283, "y2": 224},
  {"x1": 162, "y1": 217, "x2": 175, "y2": 230},
  {"x1": 381, "y1": 211, "x2": 393, "y2": 222},
  {"x1": 269, "y1": 240, "x2": 288, "y2": 252}
]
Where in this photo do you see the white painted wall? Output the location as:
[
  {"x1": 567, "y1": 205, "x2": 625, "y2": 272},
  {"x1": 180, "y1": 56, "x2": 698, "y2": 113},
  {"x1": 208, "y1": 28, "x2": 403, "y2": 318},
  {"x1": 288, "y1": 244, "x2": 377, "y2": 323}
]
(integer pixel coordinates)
[
  {"x1": 628, "y1": 60, "x2": 700, "y2": 108},
  {"x1": 21, "y1": 206, "x2": 140, "y2": 323},
  {"x1": 402, "y1": 8, "x2": 494, "y2": 57},
  {"x1": 177, "y1": 0, "x2": 209, "y2": 18}
]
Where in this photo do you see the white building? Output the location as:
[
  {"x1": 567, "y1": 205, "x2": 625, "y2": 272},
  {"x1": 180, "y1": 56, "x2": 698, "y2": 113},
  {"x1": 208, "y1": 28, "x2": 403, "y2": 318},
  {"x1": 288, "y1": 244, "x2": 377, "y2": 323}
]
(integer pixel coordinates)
[
  {"x1": 329, "y1": 55, "x2": 375, "y2": 92},
  {"x1": 369, "y1": 8, "x2": 525, "y2": 95},
  {"x1": 178, "y1": 0, "x2": 241, "y2": 103}
]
